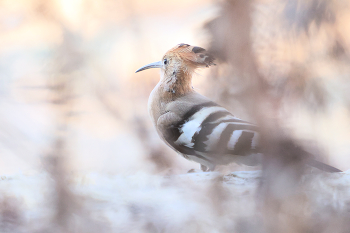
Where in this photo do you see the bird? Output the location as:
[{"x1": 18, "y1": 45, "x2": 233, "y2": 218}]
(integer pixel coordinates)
[{"x1": 135, "y1": 43, "x2": 341, "y2": 173}]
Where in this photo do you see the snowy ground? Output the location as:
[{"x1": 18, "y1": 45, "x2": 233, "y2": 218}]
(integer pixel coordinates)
[{"x1": 0, "y1": 170, "x2": 349, "y2": 232}]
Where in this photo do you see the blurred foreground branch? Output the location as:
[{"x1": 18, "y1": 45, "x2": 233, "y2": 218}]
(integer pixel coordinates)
[{"x1": 205, "y1": 0, "x2": 350, "y2": 232}]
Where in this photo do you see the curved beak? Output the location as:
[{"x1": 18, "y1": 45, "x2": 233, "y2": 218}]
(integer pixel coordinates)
[{"x1": 135, "y1": 61, "x2": 162, "y2": 73}]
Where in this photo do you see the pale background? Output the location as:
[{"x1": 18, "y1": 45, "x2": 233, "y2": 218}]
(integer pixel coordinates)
[{"x1": 1, "y1": 0, "x2": 350, "y2": 175}]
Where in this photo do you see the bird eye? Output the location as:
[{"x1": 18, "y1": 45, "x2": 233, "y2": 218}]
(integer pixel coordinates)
[{"x1": 163, "y1": 59, "x2": 167, "y2": 65}]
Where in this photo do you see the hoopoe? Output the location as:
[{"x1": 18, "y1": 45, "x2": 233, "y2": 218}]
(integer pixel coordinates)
[{"x1": 136, "y1": 43, "x2": 341, "y2": 172}]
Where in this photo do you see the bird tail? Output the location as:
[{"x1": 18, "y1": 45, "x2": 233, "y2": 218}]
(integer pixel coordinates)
[{"x1": 306, "y1": 158, "x2": 342, "y2": 173}]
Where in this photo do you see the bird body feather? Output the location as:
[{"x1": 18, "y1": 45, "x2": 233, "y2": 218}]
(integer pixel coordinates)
[{"x1": 148, "y1": 80, "x2": 260, "y2": 170}]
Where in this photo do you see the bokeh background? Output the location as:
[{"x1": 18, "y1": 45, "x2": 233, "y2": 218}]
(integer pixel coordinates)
[
  {"x1": 0, "y1": 0, "x2": 220, "y2": 175},
  {"x1": 1, "y1": 0, "x2": 350, "y2": 232}
]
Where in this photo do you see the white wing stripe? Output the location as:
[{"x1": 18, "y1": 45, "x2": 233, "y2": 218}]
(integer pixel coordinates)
[
  {"x1": 251, "y1": 133, "x2": 259, "y2": 149},
  {"x1": 227, "y1": 130, "x2": 243, "y2": 149},
  {"x1": 175, "y1": 106, "x2": 227, "y2": 147},
  {"x1": 204, "y1": 122, "x2": 229, "y2": 151}
]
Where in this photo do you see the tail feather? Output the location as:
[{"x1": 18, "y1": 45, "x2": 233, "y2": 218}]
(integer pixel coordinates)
[{"x1": 306, "y1": 159, "x2": 342, "y2": 173}]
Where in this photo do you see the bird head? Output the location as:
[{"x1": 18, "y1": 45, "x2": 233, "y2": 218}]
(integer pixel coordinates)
[{"x1": 135, "y1": 43, "x2": 215, "y2": 76}]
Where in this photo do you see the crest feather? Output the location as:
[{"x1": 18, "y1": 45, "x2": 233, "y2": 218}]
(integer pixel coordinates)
[{"x1": 168, "y1": 44, "x2": 216, "y2": 68}]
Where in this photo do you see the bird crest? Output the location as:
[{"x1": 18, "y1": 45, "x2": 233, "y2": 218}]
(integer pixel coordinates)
[{"x1": 165, "y1": 43, "x2": 216, "y2": 68}]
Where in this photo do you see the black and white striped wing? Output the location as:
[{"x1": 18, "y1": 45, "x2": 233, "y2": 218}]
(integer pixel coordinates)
[{"x1": 162, "y1": 102, "x2": 259, "y2": 162}]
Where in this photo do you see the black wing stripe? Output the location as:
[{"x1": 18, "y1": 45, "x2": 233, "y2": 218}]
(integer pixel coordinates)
[
  {"x1": 162, "y1": 101, "x2": 258, "y2": 159},
  {"x1": 163, "y1": 101, "x2": 219, "y2": 161},
  {"x1": 192, "y1": 111, "x2": 230, "y2": 152},
  {"x1": 192, "y1": 123, "x2": 258, "y2": 154},
  {"x1": 231, "y1": 131, "x2": 255, "y2": 155},
  {"x1": 165, "y1": 101, "x2": 219, "y2": 142},
  {"x1": 177, "y1": 101, "x2": 219, "y2": 127},
  {"x1": 209, "y1": 122, "x2": 258, "y2": 132},
  {"x1": 214, "y1": 119, "x2": 253, "y2": 124},
  {"x1": 216, "y1": 124, "x2": 236, "y2": 154}
]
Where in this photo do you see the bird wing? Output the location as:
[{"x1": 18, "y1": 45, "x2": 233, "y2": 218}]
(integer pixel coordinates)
[{"x1": 157, "y1": 95, "x2": 260, "y2": 163}]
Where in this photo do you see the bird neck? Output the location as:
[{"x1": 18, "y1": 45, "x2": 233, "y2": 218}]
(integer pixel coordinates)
[{"x1": 159, "y1": 69, "x2": 193, "y2": 100}]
